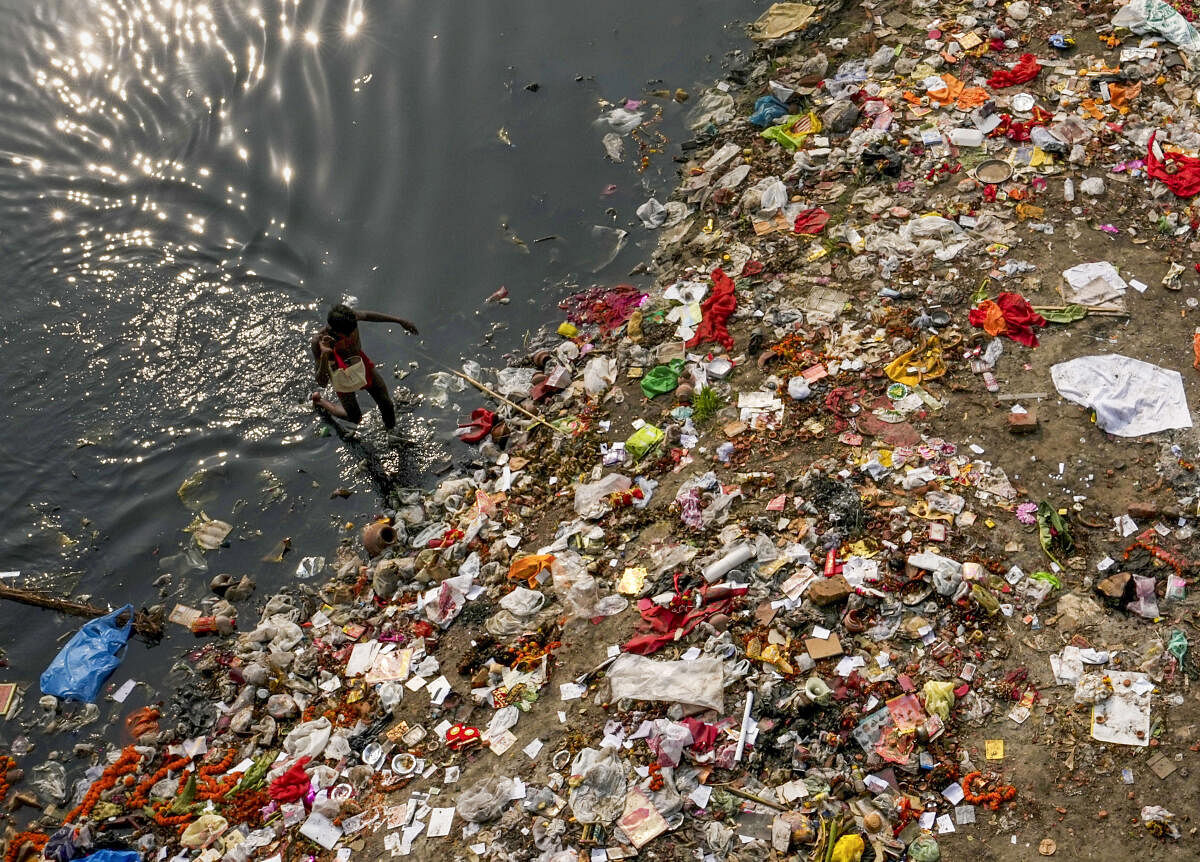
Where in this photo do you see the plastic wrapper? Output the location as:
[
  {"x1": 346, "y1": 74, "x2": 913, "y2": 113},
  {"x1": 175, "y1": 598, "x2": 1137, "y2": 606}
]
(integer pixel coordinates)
[
  {"x1": 607, "y1": 653, "x2": 724, "y2": 712},
  {"x1": 922, "y1": 680, "x2": 956, "y2": 720},
  {"x1": 568, "y1": 748, "x2": 627, "y2": 823},
  {"x1": 180, "y1": 814, "x2": 229, "y2": 849},
  {"x1": 456, "y1": 775, "x2": 516, "y2": 823}
]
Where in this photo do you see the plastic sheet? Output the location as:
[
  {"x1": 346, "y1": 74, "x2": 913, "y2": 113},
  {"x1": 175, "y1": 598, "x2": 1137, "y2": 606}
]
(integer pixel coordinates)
[{"x1": 607, "y1": 653, "x2": 724, "y2": 712}]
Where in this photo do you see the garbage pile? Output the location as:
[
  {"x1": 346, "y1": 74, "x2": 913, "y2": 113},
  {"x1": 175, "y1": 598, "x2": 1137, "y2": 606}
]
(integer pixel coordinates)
[{"x1": 7, "y1": 0, "x2": 1200, "y2": 860}]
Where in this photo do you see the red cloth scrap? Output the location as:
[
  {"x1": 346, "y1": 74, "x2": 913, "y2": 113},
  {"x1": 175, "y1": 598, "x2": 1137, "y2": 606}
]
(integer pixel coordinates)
[
  {"x1": 793, "y1": 207, "x2": 831, "y2": 235},
  {"x1": 968, "y1": 292, "x2": 1047, "y2": 347},
  {"x1": 1146, "y1": 132, "x2": 1200, "y2": 198},
  {"x1": 686, "y1": 267, "x2": 738, "y2": 353},
  {"x1": 987, "y1": 54, "x2": 1042, "y2": 89},
  {"x1": 268, "y1": 756, "x2": 311, "y2": 803},
  {"x1": 622, "y1": 584, "x2": 747, "y2": 655}
]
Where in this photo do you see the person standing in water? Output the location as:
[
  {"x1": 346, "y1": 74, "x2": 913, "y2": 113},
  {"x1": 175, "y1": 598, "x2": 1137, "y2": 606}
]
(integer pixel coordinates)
[{"x1": 311, "y1": 304, "x2": 418, "y2": 440}]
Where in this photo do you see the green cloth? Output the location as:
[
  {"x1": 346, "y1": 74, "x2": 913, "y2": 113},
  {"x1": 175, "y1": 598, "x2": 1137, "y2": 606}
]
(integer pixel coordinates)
[{"x1": 640, "y1": 358, "x2": 685, "y2": 399}]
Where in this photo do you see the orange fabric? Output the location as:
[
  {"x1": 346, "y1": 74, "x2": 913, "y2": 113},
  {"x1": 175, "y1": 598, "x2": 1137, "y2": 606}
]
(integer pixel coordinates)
[
  {"x1": 927, "y1": 74, "x2": 988, "y2": 110},
  {"x1": 975, "y1": 300, "x2": 1008, "y2": 336},
  {"x1": 508, "y1": 554, "x2": 555, "y2": 588},
  {"x1": 1193, "y1": 331, "x2": 1200, "y2": 370}
]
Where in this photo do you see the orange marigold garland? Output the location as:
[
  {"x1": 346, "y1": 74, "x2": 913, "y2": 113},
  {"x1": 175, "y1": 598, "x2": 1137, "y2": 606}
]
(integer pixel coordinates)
[
  {"x1": 3, "y1": 831, "x2": 48, "y2": 862},
  {"x1": 128, "y1": 754, "x2": 190, "y2": 810},
  {"x1": 65, "y1": 746, "x2": 142, "y2": 823},
  {"x1": 961, "y1": 770, "x2": 1017, "y2": 810},
  {"x1": 0, "y1": 754, "x2": 17, "y2": 804}
]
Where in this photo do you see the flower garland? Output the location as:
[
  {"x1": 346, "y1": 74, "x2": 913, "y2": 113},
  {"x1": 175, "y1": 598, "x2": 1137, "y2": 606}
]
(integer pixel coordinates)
[
  {"x1": 127, "y1": 755, "x2": 191, "y2": 810},
  {"x1": 0, "y1": 754, "x2": 16, "y2": 804},
  {"x1": 195, "y1": 749, "x2": 239, "y2": 801},
  {"x1": 3, "y1": 831, "x2": 48, "y2": 862},
  {"x1": 961, "y1": 771, "x2": 1017, "y2": 810},
  {"x1": 65, "y1": 746, "x2": 142, "y2": 823}
]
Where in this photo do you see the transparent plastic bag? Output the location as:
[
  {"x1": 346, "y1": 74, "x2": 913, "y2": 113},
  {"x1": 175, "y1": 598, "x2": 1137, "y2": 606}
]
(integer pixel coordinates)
[
  {"x1": 573, "y1": 474, "x2": 631, "y2": 519},
  {"x1": 568, "y1": 748, "x2": 627, "y2": 823},
  {"x1": 456, "y1": 775, "x2": 515, "y2": 823}
]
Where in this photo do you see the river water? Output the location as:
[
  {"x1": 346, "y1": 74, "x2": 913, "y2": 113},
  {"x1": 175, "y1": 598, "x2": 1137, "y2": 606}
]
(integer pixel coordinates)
[{"x1": 0, "y1": 0, "x2": 761, "y2": 734}]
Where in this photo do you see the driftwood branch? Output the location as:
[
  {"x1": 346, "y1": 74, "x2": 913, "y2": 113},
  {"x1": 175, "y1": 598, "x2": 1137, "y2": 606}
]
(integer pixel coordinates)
[{"x1": 0, "y1": 584, "x2": 163, "y2": 641}]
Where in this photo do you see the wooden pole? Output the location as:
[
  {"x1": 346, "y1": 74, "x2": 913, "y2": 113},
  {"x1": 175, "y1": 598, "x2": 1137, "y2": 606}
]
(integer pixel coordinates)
[
  {"x1": 0, "y1": 584, "x2": 163, "y2": 641},
  {"x1": 440, "y1": 367, "x2": 566, "y2": 437}
]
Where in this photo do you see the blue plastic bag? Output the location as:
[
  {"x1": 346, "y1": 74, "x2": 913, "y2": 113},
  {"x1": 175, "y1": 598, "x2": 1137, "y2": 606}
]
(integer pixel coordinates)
[
  {"x1": 40, "y1": 604, "x2": 133, "y2": 703},
  {"x1": 79, "y1": 851, "x2": 142, "y2": 862},
  {"x1": 749, "y1": 95, "x2": 788, "y2": 128}
]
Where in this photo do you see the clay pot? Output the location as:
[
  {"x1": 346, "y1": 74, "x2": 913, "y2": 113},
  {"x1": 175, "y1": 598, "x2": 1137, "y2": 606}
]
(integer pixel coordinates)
[{"x1": 362, "y1": 519, "x2": 398, "y2": 557}]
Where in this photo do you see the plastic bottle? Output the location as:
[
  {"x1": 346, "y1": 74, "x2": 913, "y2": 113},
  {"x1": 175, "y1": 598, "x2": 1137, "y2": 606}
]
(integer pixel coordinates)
[
  {"x1": 1063, "y1": 177, "x2": 1074, "y2": 202},
  {"x1": 947, "y1": 128, "x2": 983, "y2": 147}
]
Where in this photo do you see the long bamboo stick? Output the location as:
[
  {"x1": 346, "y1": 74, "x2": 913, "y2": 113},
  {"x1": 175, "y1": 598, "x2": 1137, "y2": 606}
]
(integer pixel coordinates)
[{"x1": 0, "y1": 584, "x2": 162, "y2": 640}]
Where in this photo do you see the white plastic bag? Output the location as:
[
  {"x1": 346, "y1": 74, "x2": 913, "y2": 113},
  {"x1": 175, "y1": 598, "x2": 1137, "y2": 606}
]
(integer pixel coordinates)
[
  {"x1": 759, "y1": 177, "x2": 788, "y2": 212},
  {"x1": 283, "y1": 716, "x2": 332, "y2": 760},
  {"x1": 583, "y1": 356, "x2": 618, "y2": 396}
]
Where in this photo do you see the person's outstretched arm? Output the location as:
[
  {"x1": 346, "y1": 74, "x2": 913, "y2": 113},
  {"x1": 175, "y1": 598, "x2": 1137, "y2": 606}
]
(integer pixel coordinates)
[{"x1": 355, "y1": 309, "x2": 419, "y2": 334}]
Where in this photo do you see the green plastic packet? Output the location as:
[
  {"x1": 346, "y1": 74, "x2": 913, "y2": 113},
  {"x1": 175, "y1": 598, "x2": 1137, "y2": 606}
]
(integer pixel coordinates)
[
  {"x1": 640, "y1": 358, "x2": 684, "y2": 399},
  {"x1": 1029, "y1": 570, "x2": 1062, "y2": 589},
  {"x1": 626, "y1": 424, "x2": 665, "y2": 460},
  {"x1": 1168, "y1": 629, "x2": 1188, "y2": 662},
  {"x1": 909, "y1": 835, "x2": 941, "y2": 862}
]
